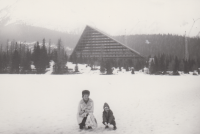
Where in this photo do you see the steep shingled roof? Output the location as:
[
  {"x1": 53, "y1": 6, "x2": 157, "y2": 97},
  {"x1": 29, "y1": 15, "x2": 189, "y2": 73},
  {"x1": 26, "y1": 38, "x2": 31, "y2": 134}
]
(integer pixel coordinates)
[{"x1": 72, "y1": 25, "x2": 144, "y2": 58}]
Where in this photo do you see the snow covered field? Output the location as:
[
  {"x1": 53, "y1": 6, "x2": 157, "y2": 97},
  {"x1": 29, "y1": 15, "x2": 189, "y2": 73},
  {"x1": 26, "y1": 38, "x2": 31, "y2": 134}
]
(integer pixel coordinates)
[{"x1": 0, "y1": 74, "x2": 200, "y2": 134}]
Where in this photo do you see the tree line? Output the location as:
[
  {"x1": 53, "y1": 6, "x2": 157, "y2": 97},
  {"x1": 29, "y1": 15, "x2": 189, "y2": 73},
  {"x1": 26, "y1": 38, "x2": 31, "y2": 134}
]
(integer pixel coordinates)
[
  {"x1": 71, "y1": 34, "x2": 200, "y2": 74},
  {"x1": 148, "y1": 54, "x2": 200, "y2": 75},
  {"x1": 0, "y1": 38, "x2": 68, "y2": 74},
  {"x1": 115, "y1": 34, "x2": 200, "y2": 60}
]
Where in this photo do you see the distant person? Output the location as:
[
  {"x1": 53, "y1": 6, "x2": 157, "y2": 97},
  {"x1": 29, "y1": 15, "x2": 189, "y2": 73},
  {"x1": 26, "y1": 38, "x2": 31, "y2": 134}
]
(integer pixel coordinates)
[
  {"x1": 75, "y1": 64, "x2": 79, "y2": 72},
  {"x1": 144, "y1": 67, "x2": 149, "y2": 74},
  {"x1": 119, "y1": 67, "x2": 122, "y2": 71},
  {"x1": 102, "y1": 103, "x2": 117, "y2": 130},
  {"x1": 173, "y1": 70, "x2": 180, "y2": 75},
  {"x1": 77, "y1": 90, "x2": 97, "y2": 130},
  {"x1": 131, "y1": 67, "x2": 135, "y2": 74}
]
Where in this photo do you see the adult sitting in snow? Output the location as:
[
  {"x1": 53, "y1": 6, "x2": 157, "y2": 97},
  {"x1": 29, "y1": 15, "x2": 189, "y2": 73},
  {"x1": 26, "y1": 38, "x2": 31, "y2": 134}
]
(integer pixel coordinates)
[{"x1": 77, "y1": 90, "x2": 97, "y2": 129}]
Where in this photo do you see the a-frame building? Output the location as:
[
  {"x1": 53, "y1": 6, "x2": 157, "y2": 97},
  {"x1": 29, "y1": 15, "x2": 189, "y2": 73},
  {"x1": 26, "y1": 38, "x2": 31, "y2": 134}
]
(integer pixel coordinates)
[{"x1": 71, "y1": 25, "x2": 144, "y2": 65}]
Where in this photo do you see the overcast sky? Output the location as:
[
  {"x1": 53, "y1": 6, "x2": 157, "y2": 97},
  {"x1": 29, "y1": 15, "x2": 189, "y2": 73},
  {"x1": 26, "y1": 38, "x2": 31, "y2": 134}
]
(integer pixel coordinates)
[{"x1": 0, "y1": 0, "x2": 200, "y2": 36}]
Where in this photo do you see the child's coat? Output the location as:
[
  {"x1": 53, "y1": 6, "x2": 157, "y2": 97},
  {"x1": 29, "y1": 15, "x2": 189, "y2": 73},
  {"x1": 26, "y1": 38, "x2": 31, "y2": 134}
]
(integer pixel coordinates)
[{"x1": 103, "y1": 110, "x2": 115, "y2": 124}]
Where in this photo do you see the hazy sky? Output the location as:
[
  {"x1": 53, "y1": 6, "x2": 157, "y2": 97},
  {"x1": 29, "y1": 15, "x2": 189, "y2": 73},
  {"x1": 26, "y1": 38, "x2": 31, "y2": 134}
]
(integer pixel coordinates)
[{"x1": 0, "y1": 0, "x2": 200, "y2": 36}]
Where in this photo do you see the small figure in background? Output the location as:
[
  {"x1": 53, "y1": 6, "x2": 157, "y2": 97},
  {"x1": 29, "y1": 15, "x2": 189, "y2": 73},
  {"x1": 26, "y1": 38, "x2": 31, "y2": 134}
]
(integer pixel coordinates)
[
  {"x1": 131, "y1": 67, "x2": 135, "y2": 74},
  {"x1": 75, "y1": 64, "x2": 79, "y2": 72},
  {"x1": 119, "y1": 66, "x2": 122, "y2": 71}
]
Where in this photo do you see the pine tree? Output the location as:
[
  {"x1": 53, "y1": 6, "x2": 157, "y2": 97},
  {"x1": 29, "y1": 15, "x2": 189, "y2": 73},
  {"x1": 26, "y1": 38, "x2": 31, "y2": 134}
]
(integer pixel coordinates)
[
  {"x1": 184, "y1": 60, "x2": 189, "y2": 74},
  {"x1": 2, "y1": 53, "x2": 7, "y2": 72},
  {"x1": 53, "y1": 39, "x2": 67, "y2": 74},
  {"x1": 39, "y1": 40, "x2": 48, "y2": 73},
  {"x1": 52, "y1": 49, "x2": 58, "y2": 63},
  {"x1": 165, "y1": 55, "x2": 170, "y2": 73},
  {"x1": 33, "y1": 42, "x2": 41, "y2": 73},
  {"x1": 154, "y1": 56, "x2": 159, "y2": 72},
  {"x1": 0, "y1": 45, "x2": 3, "y2": 73},
  {"x1": 188, "y1": 59, "x2": 195, "y2": 72},
  {"x1": 100, "y1": 58, "x2": 105, "y2": 73},
  {"x1": 48, "y1": 39, "x2": 51, "y2": 55},
  {"x1": 23, "y1": 49, "x2": 31, "y2": 72},
  {"x1": 168, "y1": 58, "x2": 175, "y2": 71},
  {"x1": 160, "y1": 54, "x2": 165, "y2": 71},
  {"x1": 173, "y1": 56, "x2": 179, "y2": 73},
  {"x1": 179, "y1": 59, "x2": 184, "y2": 72},
  {"x1": 11, "y1": 50, "x2": 20, "y2": 73},
  {"x1": 106, "y1": 60, "x2": 113, "y2": 74},
  {"x1": 191, "y1": 60, "x2": 198, "y2": 71},
  {"x1": 149, "y1": 59, "x2": 154, "y2": 74},
  {"x1": 0, "y1": 53, "x2": 2, "y2": 73},
  {"x1": 65, "y1": 52, "x2": 68, "y2": 63}
]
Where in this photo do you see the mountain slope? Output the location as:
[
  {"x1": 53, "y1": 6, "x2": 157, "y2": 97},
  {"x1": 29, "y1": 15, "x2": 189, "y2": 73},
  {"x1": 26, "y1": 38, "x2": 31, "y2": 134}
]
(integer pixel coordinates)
[{"x1": 0, "y1": 21, "x2": 80, "y2": 54}]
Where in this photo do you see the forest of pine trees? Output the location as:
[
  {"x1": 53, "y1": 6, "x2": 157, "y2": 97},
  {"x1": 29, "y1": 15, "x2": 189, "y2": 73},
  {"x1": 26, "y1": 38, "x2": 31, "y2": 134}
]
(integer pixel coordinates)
[
  {"x1": 148, "y1": 54, "x2": 200, "y2": 75},
  {"x1": 71, "y1": 34, "x2": 200, "y2": 74},
  {"x1": 115, "y1": 34, "x2": 200, "y2": 60},
  {"x1": 114, "y1": 34, "x2": 200, "y2": 74},
  {"x1": 0, "y1": 34, "x2": 200, "y2": 75},
  {"x1": 96, "y1": 54, "x2": 199, "y2": 75},
  {"x1": 0, "y1": 38, "x2": 68, "y2": 74},
  {"x1": 52, "y1": 39, "x2": 68, "y2": 74}
]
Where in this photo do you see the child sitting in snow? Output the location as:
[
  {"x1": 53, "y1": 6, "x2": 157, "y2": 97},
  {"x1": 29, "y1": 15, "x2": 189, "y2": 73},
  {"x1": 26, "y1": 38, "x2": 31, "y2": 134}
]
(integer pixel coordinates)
[{"x1": 102, "y1": 103, "x2": 117, "y2": 130}]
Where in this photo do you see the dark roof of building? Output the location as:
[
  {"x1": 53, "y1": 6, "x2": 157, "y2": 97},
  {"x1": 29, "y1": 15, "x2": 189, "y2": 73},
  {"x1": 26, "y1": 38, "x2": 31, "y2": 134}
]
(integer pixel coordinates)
[
  {"x1": 86, "y1": 25, "x2": 143, "y2": 58},
  {"x1": 72, "y1": 25, "x2": 144, "y2": 58}
]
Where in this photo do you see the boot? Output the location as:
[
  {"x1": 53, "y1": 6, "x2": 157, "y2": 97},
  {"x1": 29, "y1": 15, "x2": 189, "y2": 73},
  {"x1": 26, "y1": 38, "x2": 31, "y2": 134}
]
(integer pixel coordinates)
[
  {"x1": 113, "y1": 126, "x2": 117, "y2": 130},
  {"x1": 79, "y1": 124, "x2": 83, "y2": 129},
  {"x1": 88, "y1": 126, "x2": 92, "y2": 129}
]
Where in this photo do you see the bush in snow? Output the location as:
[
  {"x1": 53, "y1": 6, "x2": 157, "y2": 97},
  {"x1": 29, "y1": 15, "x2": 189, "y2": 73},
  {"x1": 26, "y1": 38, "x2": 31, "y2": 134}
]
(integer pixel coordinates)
[{"x1": 105, "y1": 60, "x2": 113, "y2": 74}]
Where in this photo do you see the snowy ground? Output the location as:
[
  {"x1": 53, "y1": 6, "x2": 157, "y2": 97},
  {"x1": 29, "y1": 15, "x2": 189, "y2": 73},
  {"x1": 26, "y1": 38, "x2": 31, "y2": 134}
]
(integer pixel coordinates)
[{"x1": 0, "y1": 74, "x2": 200, "y2": 134}]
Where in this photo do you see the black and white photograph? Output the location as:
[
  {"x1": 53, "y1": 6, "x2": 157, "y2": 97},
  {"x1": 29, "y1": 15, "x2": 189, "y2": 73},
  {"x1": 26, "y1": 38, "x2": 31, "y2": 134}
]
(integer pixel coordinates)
[{"x1": 0, "y1": 0, "x2": 200, "y2": 134}]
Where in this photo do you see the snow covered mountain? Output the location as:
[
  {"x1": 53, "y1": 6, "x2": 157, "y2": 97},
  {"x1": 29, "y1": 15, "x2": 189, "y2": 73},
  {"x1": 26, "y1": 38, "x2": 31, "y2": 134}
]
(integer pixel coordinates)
[
  {"x1": 0, "y1": 15, "x2": 80, "y2": 54},
  {"x1": 0, "y1": 2, "x2": 81, "y2": 53},
  {"x1": 1, "y1": 0, "x2": 199, "y2": 37},
  {"x1": 1, "y1": 0, "x2": 200, "y2": 57}
]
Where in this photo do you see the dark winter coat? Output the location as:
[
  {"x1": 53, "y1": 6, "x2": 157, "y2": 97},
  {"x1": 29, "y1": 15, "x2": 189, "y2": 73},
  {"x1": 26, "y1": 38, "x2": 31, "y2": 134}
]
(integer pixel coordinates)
[{"x1": 103, "y1": 110, "x2": 115, "y2": 124}]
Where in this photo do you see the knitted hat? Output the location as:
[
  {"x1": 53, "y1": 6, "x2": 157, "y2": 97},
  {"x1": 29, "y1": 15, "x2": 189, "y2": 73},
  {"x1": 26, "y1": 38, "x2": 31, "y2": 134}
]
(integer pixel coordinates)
[
  {"x1": 103, "y1": 103, "x2": 110, "y2": 109},
  {"x1": 82, "y1": 90, "x2": 90, "y2": 97}
]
